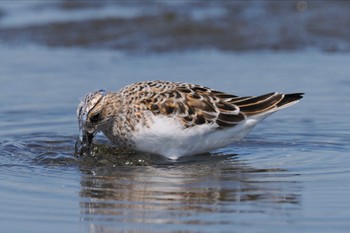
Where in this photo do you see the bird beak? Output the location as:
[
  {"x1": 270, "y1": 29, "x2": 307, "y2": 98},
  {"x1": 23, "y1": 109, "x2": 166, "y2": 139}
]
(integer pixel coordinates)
[
  {"x1": 83, "y1": 130, "x2": 94, "y2": 146},
  {"x1": 75, "y1": 127, "x2": 94, "y2": 156}
]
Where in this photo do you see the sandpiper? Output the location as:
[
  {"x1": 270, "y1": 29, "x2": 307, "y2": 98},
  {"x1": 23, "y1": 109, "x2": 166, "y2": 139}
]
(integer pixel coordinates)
[{"x1": 76, "y1": 80, "x2": 303, "y2": 159}]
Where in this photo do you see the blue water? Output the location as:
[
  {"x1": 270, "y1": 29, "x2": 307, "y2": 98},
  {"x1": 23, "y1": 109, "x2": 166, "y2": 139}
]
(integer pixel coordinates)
[
  {"x1": 1, "y1": 46, "x2": 349, "y2": 233},
  {"x1": 1, "y1": 2, "x2": 350, "y2": 233}
]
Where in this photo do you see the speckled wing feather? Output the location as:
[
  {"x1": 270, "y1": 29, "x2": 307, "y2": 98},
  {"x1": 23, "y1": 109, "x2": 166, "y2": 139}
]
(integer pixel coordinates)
[{"x1": 123, "y1": 81, "x2": 302, "y2": 129}]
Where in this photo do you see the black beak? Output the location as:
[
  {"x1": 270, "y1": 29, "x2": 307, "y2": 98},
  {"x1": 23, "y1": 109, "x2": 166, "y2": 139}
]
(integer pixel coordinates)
[
  {"x1": 75, "y1": 129, "x2": 94, "y2": 156},
  {"x1": 83, "y1": 131, "x2": 94, "y2": 146}
]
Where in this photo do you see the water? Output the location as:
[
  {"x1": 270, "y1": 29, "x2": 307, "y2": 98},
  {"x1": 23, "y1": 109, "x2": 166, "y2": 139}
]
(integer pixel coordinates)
[
  {"x1": 1, "y1": 2, "x2": 350, "y2": 233},
  {"x1": 2, "y1": 1, "x2": 350, "y2": 52}
]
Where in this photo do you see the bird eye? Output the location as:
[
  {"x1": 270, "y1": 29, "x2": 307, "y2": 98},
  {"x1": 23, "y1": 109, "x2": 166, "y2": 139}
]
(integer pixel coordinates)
[{"x1": 89, "y1": 112, "x2": 101, "y2": 123}]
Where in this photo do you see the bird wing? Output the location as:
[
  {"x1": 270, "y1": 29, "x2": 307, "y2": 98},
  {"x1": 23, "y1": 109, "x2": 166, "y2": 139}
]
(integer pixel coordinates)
[{"x1": 131, "y1": 81, "x2": 303, "y2": 128}]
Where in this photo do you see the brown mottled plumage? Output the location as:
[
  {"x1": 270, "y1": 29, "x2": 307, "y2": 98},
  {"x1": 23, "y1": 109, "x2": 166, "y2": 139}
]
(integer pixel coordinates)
[{"x1": 76, "y1": 80, "x2": 303, "y2": 159}]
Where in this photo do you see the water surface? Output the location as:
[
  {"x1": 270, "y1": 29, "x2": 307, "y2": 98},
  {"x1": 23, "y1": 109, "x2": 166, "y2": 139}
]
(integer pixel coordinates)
[
  {"x1": 1, "y1": 46, "x2": 349, "y2": 233},
  {"x1": 1, "y1": 2, "x2": 350, "y2": 233}
]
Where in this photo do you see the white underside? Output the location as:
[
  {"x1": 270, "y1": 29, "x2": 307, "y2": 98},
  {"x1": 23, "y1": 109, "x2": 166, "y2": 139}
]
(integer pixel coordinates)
[{"x1": 132, "y1": 111, "x2": 275, "y2": 160}]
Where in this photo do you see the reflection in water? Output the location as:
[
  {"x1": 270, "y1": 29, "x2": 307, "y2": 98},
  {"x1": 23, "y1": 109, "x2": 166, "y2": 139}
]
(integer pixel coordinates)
[
  {"x1": 0, "y1": 133, "x2": 302, "y2": 232},
  {"x1": 79, "y1": 152, "x2": 301, "y2": 231}
]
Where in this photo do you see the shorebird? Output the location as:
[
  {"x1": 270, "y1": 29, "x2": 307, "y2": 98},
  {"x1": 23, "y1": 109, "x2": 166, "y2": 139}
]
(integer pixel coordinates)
[{"x1": 76, "y1": 80, "x2": 303, "y2": 159}]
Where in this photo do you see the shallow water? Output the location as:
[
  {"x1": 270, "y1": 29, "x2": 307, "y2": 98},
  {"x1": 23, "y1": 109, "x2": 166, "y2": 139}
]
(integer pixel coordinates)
[
  {"x1": 1, "y1": 2, "x2": 350, "y2": 233},
  {"x1": 2, "y1": 1, "x2": 350, "y2": 52},
  {"x1": 1, "y1": 46, "x2": 350, "y2": 233}
]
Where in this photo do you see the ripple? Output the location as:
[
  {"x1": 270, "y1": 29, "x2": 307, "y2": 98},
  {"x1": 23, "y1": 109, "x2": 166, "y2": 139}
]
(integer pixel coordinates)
[
  {"x1": 0, "y1": 131, "x2": 348, "y2": 232},
  {"x1": 0, "y1": 133, "x2": 77, "y2": 168}
]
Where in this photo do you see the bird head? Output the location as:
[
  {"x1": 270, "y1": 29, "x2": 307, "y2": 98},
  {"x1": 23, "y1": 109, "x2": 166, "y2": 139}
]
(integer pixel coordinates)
[{"x1": 76, "y1": 89, "x2": 108, "y2": 155}]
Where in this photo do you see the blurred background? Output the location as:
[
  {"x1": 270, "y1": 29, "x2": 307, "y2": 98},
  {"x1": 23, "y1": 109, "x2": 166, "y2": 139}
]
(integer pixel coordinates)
[{"x1": 1, "y1": 1, "x2": 350, "y2": 53}]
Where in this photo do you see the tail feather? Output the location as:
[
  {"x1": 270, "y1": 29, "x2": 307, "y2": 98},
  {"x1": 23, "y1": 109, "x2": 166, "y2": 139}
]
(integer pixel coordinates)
[
  {"x1": 232, "y1": 92, "x2": 304, "y2": 116},
  {"x1": 230, "y1": 92, "x2": 276, "y2": 107},
  {"x1": 277, "y1": 93, "x2": 304, "y2": 108}
]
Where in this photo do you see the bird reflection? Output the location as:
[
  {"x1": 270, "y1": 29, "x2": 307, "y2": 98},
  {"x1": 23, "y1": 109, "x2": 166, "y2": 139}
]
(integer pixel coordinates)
[{"x1": 78, "y1": 144, "x2": 301, "y2": 231}]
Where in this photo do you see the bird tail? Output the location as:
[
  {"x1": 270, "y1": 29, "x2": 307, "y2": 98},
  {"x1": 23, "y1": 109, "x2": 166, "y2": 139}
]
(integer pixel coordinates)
[
  {"x1": 276, "y1": 93, "x2": 304, "y2": 109},
  {"x1": 229, "y1": 92, "x2": 304, "y2": 116}
]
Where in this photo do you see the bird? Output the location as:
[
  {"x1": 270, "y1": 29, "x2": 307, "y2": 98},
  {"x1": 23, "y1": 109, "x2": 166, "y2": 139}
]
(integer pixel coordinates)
[{"x1": 76, "y1": 80, "x2": 303, "y2": 160}]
